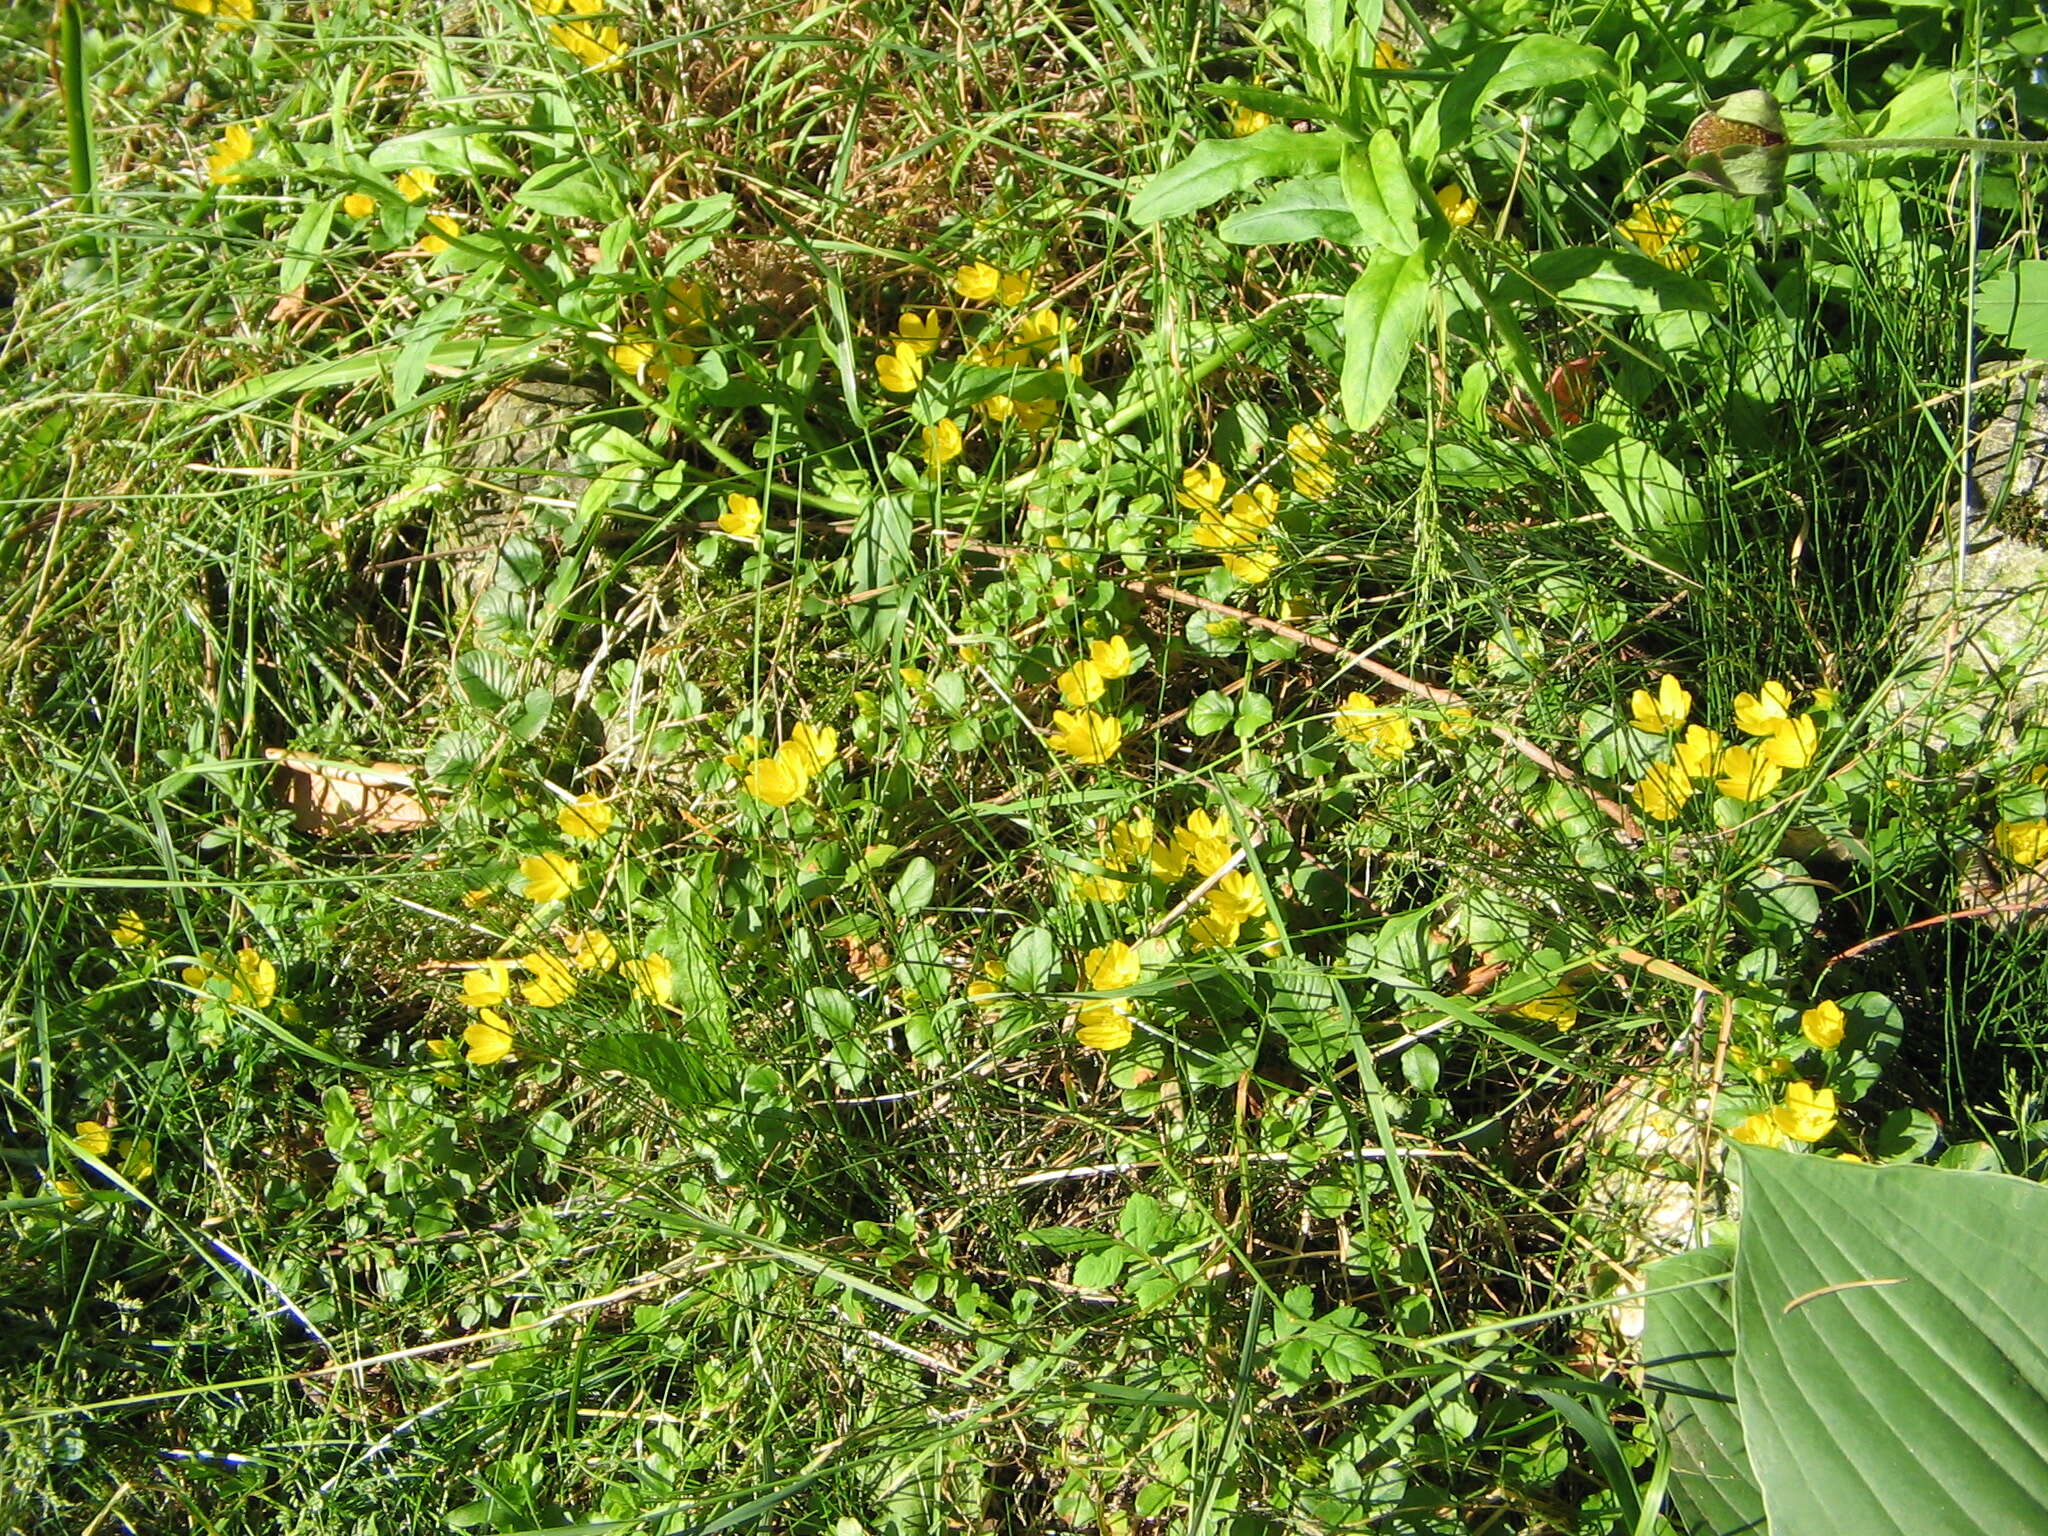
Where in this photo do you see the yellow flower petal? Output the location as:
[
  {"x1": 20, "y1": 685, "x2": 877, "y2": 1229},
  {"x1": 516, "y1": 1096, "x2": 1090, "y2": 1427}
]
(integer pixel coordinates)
[
  {"x1": 1089, "y1": 635, "x2": 1135, "y2": 679},
  {"x1": 952, "y1": 262, "x2": 1001, "y2": 302},
  {"x1": 519, "y1": 951, "x2": 578, "y2": 1008},
  {"x1": 1632, "y1": 760, "x2": 1694, "y2": 822},
  {"x1": 342, "y1": 192, "x2": 376, "y2": 218},
  {"x1": 1733, "y1": 680, "x2": 1793, "y2": 736},
  {"x1": 1629, "y1": 674, "x2": 1691, "y2": 734},
  {"x1": 557, "y1": 791, "x2": 614, "y2": 840},
  {"x1": 565, "y1": 928, "x2": 619, "y2": 972},
  {"x1": 1772, "y1": 1081, "x2": 1837, "y2": 1143},
  {"x1": 783, "y1": 722, "x2": 838, "y2": 775},
  {"x1": 743, "y1": 754, "x2": 809, "y2": 807},
  {"x1": 718, "y1": 492, "x2": 763, "y2": 540},
  {"x1": 463, "y1": 1013, "x2": 516, "y2": 1065},
  {"x1": 1057, "y1": 659, "x2": 1107, "y2": 708},
  {"x1": 394, "y1": 167, "x2": 437, "y2": 203},
  {"x1": 461, "y1": 961, "x2": 514, "y2": 1009},
  {"x1": 1048, "y1": 709, "x2": 1122, "y2": 765},
  {"x1": 622, "y1": 951, "x2": 673, "y2": 1004},
  {"x1": 1714, "y1": 744, "x2": 1784, "y2": 803},
  {"x1": 1800, "y1": 999, "x2": 1846, "y2": 1051},
  {"x1": 519, "y1": 852, "x2": 581, "y2": 904}
]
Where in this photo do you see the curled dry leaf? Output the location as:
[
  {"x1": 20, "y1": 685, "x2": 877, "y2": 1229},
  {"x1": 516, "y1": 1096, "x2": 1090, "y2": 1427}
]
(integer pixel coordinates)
[{"x1": 266, "y1": 749, "x2": 434, "y2": 836}]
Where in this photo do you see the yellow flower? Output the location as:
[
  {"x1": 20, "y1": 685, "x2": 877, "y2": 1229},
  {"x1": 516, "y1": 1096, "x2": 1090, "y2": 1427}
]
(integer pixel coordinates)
[
  {"x1": 463, "y1": 1012, "x2": 515, "y2": 1065},
  {"x1": 189, "y1": 948, "x2": 280, "y2": 1010},
  {"x1": 744, "y1": 754, "x2": 810, "y2": 807},
  {"x1": 462, "y1": 887, "x2": 494, "y2": 909},
  {"x1": 1715, "y1": 744, "x2": 1784, "y2": 802},
  {"x1": 1996, "y1": 819, "x2": 2048, "y2": 867},
  {"x1": 207, "y1": 124, "x2": 255, "y2": 187},
  {"x1": 1071, "y1": 865, "x2": 1133, "y2": 903},
  {"x1": 110, "y1": 910, "x2": 148, "y2": 949},
  {"x1": 1772, "y1": 1081, "x2": 1838, "y2": 1143},
  {"x1": 877, "y1": 340, "x2": 925, "y2": 393},
  {"x1": 952, "y1": 262, "x2": 1001, "y2": 302},
  {"x1": 892, "y1": 309, "x2": 943, "y2": 356},
  {"x1": 609, "y1": 329, "x2": 681, "y2": 386},
  {"x1": 1629, "y1": 674, "x2": 1691, "y2": 734},
  {"x1": 664, "y1": 279, "x2": 711, "y2": 330},
  {"x1": 419, "y1": 215, "x2": 461, "y2": 256},
  {"x1": 1733, "y1": 680, "x2": 1793, "y2": 736},
  {"x1": 1372, "y1": 38, "x2": 1406, "y2": 69},
  {"x1": 622, "y1": 951, "x2": 673, "y2": 1004},
  {"x1": 1195, "y1": 484, "x2": 1280, "y2": 550},
  {"x1": 1074, "y1": 1002, "x2": 1134, "y2": 1050},
  {"x1": 1089, "y1": 635, "x2": 1135, "y2": 679},
  {"x1": 520, "y1": 951, "x2": 578, "y2": 1007},
  {"x1": 1174, "y1": 810, "x2": 1236, "y2": 877},
  {"x1": 1436, "y1": 706, "x2": 1479, "y2": 739},
  {"x1": 1176, "y1": 462, "x2": 1228, "y2": 516},
  {"x1": 1511, "y1": 987, "x2": 1579, "y2": 1031},
  {"x1": 73, "y1": 1121, "x2": 114, "y2": 1158},
  {"x1": 1230, "y1": 103, "x2": 1275, "y2": 136},
  {"x1": 722, "y1": 733, "x2": 768, "y2": 771},
  {"x1": 558, "y1": 791, "x2": 614, "y2": 840},
  {"x1": 1632, "y1": 759, "x2": 1694, "y2": 822},
  {"x1": 1151, "y1": 836, "x2": 1191, "y2": 880},
  {"x1": 783, "y1": 722, "x2": 839, "y2": 775},
  {"x1": 548, "y1": 0, "x2": 626, "y2": 71},
  {"x1": 1801, "y1": 999, "x2": 1846, "y2": 1051},
  {"x1": 1287, "y1": 423, "x2": 1337, "y2": 500},
  {"x1": 1618, "y1": 201, "x2": 1697, "y2": 271},
  {"x1": 921, "y1": 417, "x2": 964, "y2": 466},
  {"x1": 1730, "y1": 1111, "x2": 1788, "y2": 1149},
  {"x1": 1207, "y1": 870, "x2": 1267, "y2": 924},
  {"x1": 176, "y1": 0, "x2": 255, "y2": 21},
  {"x1": 967, "y1": 959, "x2": 1007, "y2": 1006},
  {"x1": 461, "y1": 962, "x2": 514, "y2": 1009},
  {"x1": 1057, "y1": 659, "x2": 1107, "y2": 708},
  {"x1": 1812, "y1": 686, "x2": 1839, "y2": 712},
  {"x1": 1084, "y1": 941, "x2": 1143, "y2": 994},
  {"x1": 1221, "y1": 545, "x2": 1282, "y2": 585},
  {"x1": 998, "y1": 268, "x2": 1035, "y2": 306},
  {"x1": 718, "y1": 492, "x2": 763, "y2": 541},
  {"x1": 519, "y1": 852, "x2": 581, "y2": 904},
  {"x1": 395, "y1": 167, "x2": 437, "y2": 203},
  {"x1": 1760, "y1": 713, "x2": 1818, "y2": 770},
  {"x1": 342, "y1": 192, "x2": 376, "y2": 219},
  {"x1": 1435, "y1": 183, "x2": 1478, "y2": 228},
  {"x1": 1333, "y1": 693, "x2": 1414, "y2": 760},
  {"x1": 1114, "y1": 819, "x2": 1163, "y2": 868},
  {"x1": 1048, "y1": 709, "x2": 1122, "y2": 765},
  {"x1": 1673, "y1": 724, "x2": 1725, "y2": 781},
  {"x1": 562, "y1": 929, "x2": 618, "y2": 973},
  {"x1": 1188, "y1": 910, "x2": 1242, "y2": 951}
]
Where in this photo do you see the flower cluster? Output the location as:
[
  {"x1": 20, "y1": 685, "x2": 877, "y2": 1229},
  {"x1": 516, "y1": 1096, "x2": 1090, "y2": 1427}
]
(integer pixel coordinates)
[
  {"x1": 1731, "y1": 1081, "x2": 1838, "y2": 1148},
  {"x1": 734, "y1": 722, "x2": 840, "y2": 807},
  {"x1": 182, "y1": 946, "x2": 279, "y2": 1011},
  {"x1": 1179, "y1": 463, "x2": 1283, "y2": 586},
  {"x1": 1628, "y1": 676, "x2": 1829, "y2": 821},
  {"x1": 1074, "y1": 940, "x2": 1143, "y2": 1050},
  {"x1": 443, "y1": 932, "x2": 665, "y2": 1066},
  {"x1": 873, "y1": 264, "x2": 1070, "y2": 444},
  {"x1": 1047, "y1": 634, "x2": 1139, "y2": 766},
  {"x1": 1334, "y1": 692, "x2": 1414, "y2": 762},
  {"x1": 1288, "y1": 422, "x2": 1340, "y2": 501}
]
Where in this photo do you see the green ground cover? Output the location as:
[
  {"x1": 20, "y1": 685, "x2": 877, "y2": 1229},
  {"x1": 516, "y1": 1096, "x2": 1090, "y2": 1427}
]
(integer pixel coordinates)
[{"x1": 5, "y1": 0, "x2": 2048, "y2": 1529}]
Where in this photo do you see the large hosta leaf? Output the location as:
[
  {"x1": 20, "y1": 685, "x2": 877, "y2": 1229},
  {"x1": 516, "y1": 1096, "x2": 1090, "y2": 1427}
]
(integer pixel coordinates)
[
  {"x1": 1641, "y1": 1242, "x2": 1765, "y2": 1535},
  {"x1": 1731, "y1": 1148, "x2": 2048, "y2": 1536}
]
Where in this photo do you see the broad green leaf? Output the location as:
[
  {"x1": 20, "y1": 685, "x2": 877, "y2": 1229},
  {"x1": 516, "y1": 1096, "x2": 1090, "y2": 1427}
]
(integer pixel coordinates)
[
  {"x1": 1642, "y1": 1243, "x2": 1766, "y2": 1535},
  {"x1": 513, "y1": 159, "x2": 621, "y2": 220},
  {"x1": 1732, "y1": 1149, "x2": 2048, "y2": 1536},
  {"x1": 1976, "y1": 259, "x2": 2048, "y2": 360},
  {"x1": 1338, "y1": 131, "x2": 1419, "y2": 253},
  {"x1": 1517, "y1": 248, "x2": 1715, "y2": 314},
  {"x1": 1561, "y1": 423, "x2": 1703, "y2": 564},
  {"x1": 1218, "y1": 174, "x2": 1360, "y2": 245},
  {"x1": 1128, "y1": 126, "x2": 1345, "y2": 226},
  {"x1": 888, "y1": 856, "x2": 938, "y2": 917},
  {"x1": 277, "y1": 196, "x2": 336, "y2": 296},
  {"x1": 392, "y1": 294, "x2": 467, "y2": 409},
  {"x1": 1004, "y1": 926, "x2": 1058, "y2": 992},
  {"x1": 1339, "y1": 247, "x2": 1431, "y2": 431},
  {"x1": 1413, "y1": 35, "x2": 1614, "y2": 165},
  {"x1": 365, "y1": 125, "x2": 520, "y2": 178},
  {"x1": 1187, "y1": 689, "x2": 1236, "y2": 735},
  {"x1": 1873, "y1": 69, "x2": 1965, "y2": 141},
  {"x1": 453, "y1": 650, "x2": 516, "y2": 712}
]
